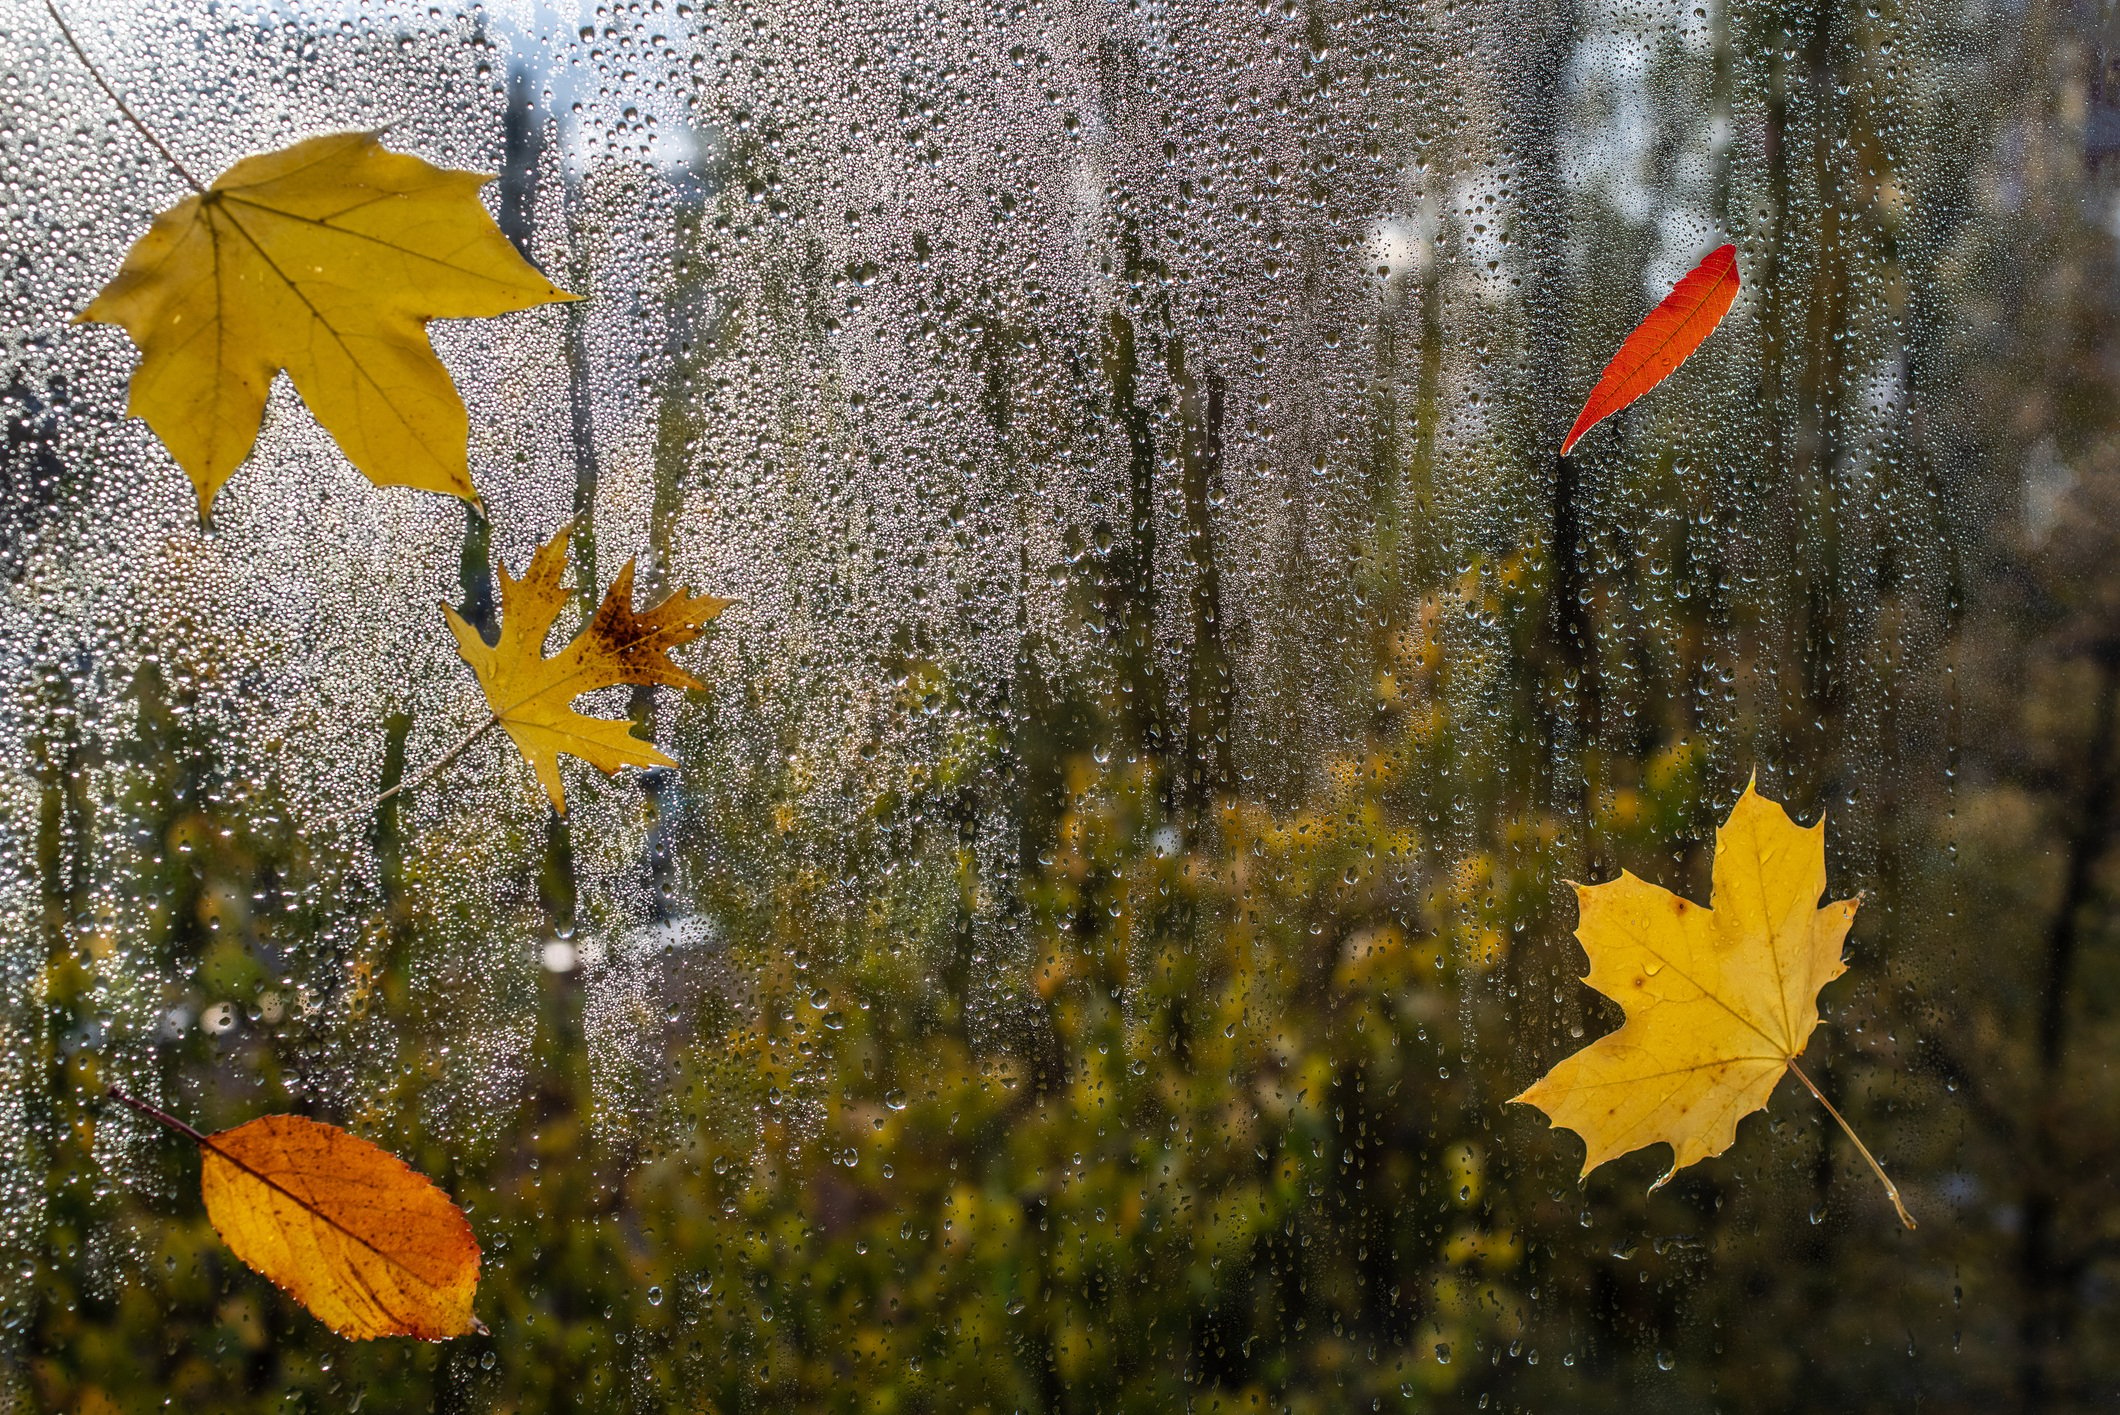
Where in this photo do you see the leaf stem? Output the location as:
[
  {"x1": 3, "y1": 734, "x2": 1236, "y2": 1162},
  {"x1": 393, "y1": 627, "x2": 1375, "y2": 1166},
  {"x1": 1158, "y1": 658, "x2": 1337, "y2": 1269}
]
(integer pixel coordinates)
[
  {"x1": 106, "y1": 1085, "x2": 210, "y2": 1146},
  {"x1": 43, "y1": 0, "x2": 208, "y2": 194},
  {"x1": 327, "y1": 713, "x2": 499, "y2": 827},
  {"x1": 1788, "y1": 1059, "x2": 1916, "y2": 1230}
]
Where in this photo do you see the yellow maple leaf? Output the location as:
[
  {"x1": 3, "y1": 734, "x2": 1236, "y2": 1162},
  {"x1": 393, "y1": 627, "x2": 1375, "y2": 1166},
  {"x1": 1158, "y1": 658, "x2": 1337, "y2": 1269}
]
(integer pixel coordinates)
[
  {"x1": 79, "y1": 130, "x2": 577, "y2": 516},
  {"x1": 110, "y1": 1089, "x2": 481, "y2": 1340},
  {"x1": 1513, "y1": 778, "x2": 1914, "y2": 1227},
  {"x1": 443, "y1": 524, "x2": 730, "y2": 814}
]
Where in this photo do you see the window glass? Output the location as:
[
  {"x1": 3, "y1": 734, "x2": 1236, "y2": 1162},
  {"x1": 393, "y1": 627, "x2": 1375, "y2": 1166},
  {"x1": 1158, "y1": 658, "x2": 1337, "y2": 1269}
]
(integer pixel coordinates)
[{"x1": 2, "y1": 0, "x2": 2112, "y2": 1408}]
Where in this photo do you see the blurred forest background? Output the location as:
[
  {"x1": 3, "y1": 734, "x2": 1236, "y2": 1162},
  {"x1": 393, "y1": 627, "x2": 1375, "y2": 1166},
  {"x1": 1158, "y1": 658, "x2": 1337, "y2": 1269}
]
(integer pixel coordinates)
[{"x1": 3, "y1": 0, "x2": 2119, "y2": 1409}]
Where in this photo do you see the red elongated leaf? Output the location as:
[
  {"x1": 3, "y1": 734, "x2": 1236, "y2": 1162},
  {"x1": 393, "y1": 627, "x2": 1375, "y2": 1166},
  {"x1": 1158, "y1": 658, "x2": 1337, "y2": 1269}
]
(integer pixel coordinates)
[{"x1": 1560, "y1": 243, "x2": 1740, "y2": 456}]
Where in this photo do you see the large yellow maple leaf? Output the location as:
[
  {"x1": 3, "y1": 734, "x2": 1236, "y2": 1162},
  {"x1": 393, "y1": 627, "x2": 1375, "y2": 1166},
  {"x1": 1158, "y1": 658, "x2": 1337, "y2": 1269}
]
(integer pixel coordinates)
[
  {"x1": 80, "y1": 130, "x2": 576, "y2": 515},
  {"x1": 443, "y1": 525, "x2": 730, "y2": 814},
  {"x1": 1513, "y1": 779, "x2": 1914, "y2": 1226}
]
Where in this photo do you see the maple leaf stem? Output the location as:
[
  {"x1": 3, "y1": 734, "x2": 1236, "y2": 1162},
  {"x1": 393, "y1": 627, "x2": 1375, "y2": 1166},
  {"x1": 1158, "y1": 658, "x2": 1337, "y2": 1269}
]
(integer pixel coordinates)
[
  {"x1": 328, "y1": 713, "x2": 500, "y2": 826},
  {"x1": 1787, "y1": 1059, "x2": 1917, "y2": 1230},
  {"x1": 42, "y1": 0, "x2": 208, "y2": 194},
  {"x1": 105, "y1": 1085, "x2": 210, "y2": 1146}
]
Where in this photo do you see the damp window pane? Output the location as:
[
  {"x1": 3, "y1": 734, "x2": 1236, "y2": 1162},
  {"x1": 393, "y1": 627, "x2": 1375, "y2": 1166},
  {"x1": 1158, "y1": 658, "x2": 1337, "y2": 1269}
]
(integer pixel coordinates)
[{"x1": 3, "y1": 0, "x2": 2113, "y2": 1408}]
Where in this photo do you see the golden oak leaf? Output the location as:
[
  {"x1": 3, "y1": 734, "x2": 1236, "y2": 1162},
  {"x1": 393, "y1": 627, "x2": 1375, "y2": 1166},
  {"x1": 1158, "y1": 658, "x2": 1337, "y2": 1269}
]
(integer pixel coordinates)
[
  {"x1": 1513, "y1": 779, "x2": 1912, "y2": 1226},
  {"x1": 444, "y1": 525, "x2": 730, "y2": 814},
  {"x1": 200, "y1": 1115, "x2": 480, "y2": 1340},
  {"x1": 108, "y1": 1090, "x2": 481, "y2": 1341},
  {"x1": 80, "y1": 130, "x2": 576, "y2": 516}
]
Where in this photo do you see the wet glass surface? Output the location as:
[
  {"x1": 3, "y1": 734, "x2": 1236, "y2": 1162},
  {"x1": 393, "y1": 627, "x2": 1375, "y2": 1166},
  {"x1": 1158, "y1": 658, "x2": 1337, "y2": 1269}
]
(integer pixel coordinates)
[{"x1": 2, "y1": 0, "x2": 2116, "y2": 1407}]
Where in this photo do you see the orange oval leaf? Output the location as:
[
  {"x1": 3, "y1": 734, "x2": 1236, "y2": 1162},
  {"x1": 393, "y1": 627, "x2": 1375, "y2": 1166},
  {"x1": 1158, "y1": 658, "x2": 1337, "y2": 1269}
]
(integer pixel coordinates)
[
  {"x1": 1560, "y1": 243, "x2": 1740, "y2": 455},
  {"x1": 199, "y1": 1114, "x2": 481, "y2": 1340}
]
